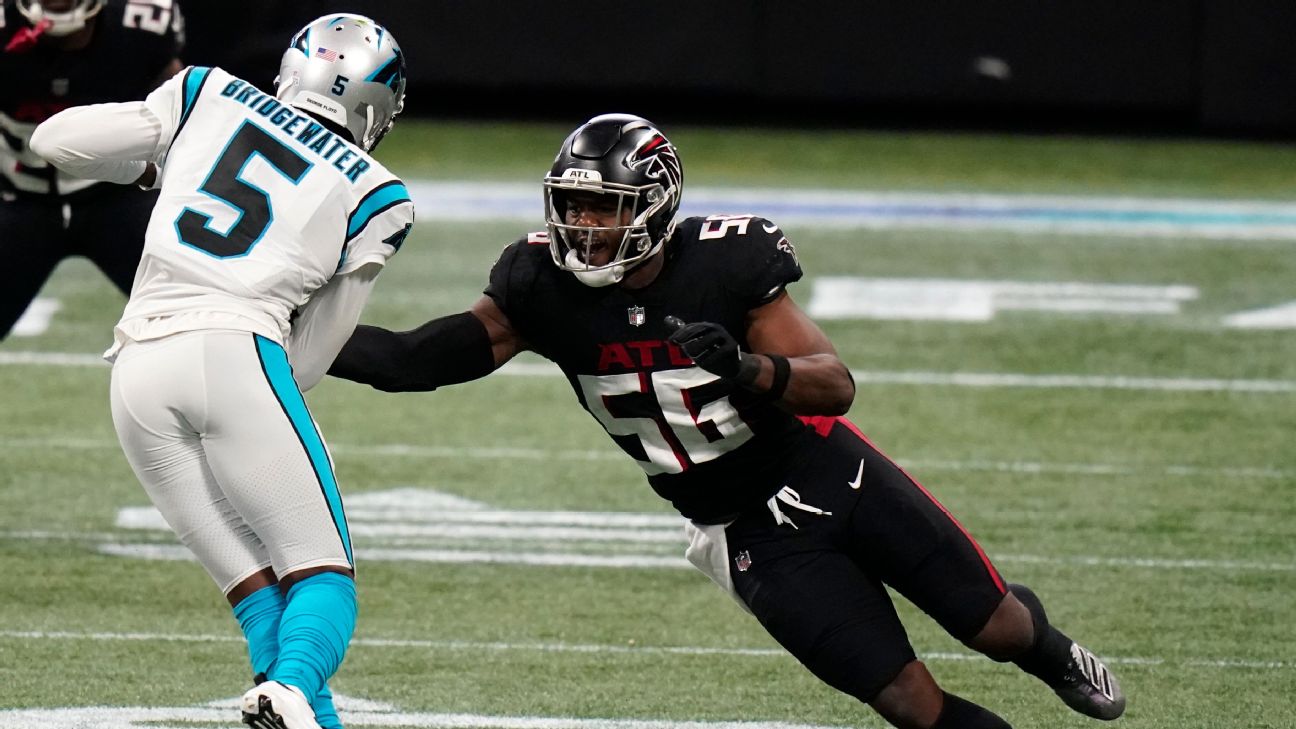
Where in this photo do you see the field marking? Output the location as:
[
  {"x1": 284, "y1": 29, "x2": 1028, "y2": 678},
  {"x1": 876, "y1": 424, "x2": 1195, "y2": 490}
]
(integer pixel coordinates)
[
  {"x1": 407, "y1": 181, "x2": 1296, "y2": 240},
  {"x1": 10, "y1": 297, "x2": 60, "y2": 337},
  {"x1": 0, "y1": 434, "x2": 1290, "y2": 482},
  {"x1": 0, "y1": 702, "x2": 854, "y2": 729},
  {"x1": 4, "y1": 349, "x2": 1295, "y2": 393},
  {"x1": 84, "y1": 541, "x2": 1296, "y2": 574},
  {"x1": 1224, "y1": 300, "x2": 1296, "y2": 329},
  {"x1": 0, "y1": 629, "x2": 1289, "y2": 672},
  {"x1": 807, "y1": 277, "x2": 1198, "y2": 321},
  {"x1": 7, "y1": 524, "x2": 1294, "y2": 574}
]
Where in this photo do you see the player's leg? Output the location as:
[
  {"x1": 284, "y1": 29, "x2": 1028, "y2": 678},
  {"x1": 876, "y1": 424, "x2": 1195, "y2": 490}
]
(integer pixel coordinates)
[
  {"x1": 69, "y1": 187, "x2": 157, "y2": 296},
  {"x1": 199, "y1": 333, "x2": 356, "y2": 729},
  {"x1": 995, "y1": 583, "x2": 1126, "y2": 720},
  {"x1": 836, "y1": 420, "x2": 1125, "y2": 720},
  {"x1": 109, "y1": 332, "x2": 292, "y2": 718},
  {"x1": 0, "y1": 196, "x2": 67, "y2": 339},
  {"x1": 725, "y1": 488, "x2": 1009, "y2": 728}
]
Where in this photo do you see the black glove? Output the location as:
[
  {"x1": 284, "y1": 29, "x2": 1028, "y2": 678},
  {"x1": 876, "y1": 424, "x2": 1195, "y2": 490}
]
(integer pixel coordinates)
[{"x1": 664, "y1": 315, "x2": 760, "y2": 385}]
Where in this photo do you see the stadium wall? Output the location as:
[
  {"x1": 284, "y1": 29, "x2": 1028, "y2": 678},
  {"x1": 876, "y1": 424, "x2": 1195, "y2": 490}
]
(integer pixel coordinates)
[{"x1": 181, "y1": 1, "x2": 1296, "y2": 135}]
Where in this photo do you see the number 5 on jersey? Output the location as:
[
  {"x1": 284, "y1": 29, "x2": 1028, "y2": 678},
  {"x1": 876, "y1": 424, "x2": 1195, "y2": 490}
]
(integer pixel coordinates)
[{"x1": 175, "y1": 122, "x2": 312, "y2": 258}]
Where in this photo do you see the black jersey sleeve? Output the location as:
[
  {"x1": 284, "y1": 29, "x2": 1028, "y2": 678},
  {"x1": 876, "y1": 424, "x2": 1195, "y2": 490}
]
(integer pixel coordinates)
[
  {"x1": 719, "y1": 216, "x2": 804, "y2": 308},
  {"x1": 484, "y1": 233, "x2": 549, "y2": 334}
]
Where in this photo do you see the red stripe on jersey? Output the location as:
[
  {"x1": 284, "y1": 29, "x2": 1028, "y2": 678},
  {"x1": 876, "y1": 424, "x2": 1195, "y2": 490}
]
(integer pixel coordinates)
[{"x1": 799, "y1": 415, "x2": 1007, "y2": 594}]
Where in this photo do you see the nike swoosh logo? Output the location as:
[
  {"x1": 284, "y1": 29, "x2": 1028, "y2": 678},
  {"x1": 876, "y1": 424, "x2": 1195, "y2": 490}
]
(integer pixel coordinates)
[
  {"x1": 847, "y1": 458, "x2": 864, "y2": 489},
  {"x1": 762, "y1": 222, "x2": 780, "y2": 233}
]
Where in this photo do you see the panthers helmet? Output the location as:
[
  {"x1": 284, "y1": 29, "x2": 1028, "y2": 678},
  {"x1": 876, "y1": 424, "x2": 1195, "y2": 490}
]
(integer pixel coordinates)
[
  {"x1": 16, "y1": 0, "x2": 104, "y2": 36},
  {"x1": 544, "y1": 114, "x2": 683, "y2": 287},
  {"x1": 274, "y1": 14, "x2": 407, "y2": 151}
]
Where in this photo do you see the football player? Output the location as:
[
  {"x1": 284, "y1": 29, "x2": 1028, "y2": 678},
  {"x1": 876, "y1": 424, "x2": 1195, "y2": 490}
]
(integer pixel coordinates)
[
  {"x1": 327, "y1": 114, "x2": 1126, "y2": 728},
  {"x1": 0, "y1": 0, "x2": 184, "y2": 340},
  {"x1": 30, "y1": 13, "x2": 411, "y2": 729}
]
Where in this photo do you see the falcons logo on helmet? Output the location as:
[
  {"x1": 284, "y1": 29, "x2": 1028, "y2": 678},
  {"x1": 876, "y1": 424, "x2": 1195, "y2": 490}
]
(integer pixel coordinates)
[{"x1": 626, "y1": 134, "x2": 682, "y2": 203}]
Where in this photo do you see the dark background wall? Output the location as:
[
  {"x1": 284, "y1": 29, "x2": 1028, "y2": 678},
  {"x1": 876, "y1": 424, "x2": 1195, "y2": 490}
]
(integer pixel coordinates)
[{"x1": 181, "y1": 1, "x2": 1296, "y2": 136}]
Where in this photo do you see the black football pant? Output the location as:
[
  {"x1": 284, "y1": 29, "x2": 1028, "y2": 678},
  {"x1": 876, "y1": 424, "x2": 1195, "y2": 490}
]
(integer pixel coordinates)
[
  {"x1": 0, "y1": 186, "x2": 157, "y2": 339},
  {"x1": 727, "y1": 416, "x2": 1009, "y2": 703}
]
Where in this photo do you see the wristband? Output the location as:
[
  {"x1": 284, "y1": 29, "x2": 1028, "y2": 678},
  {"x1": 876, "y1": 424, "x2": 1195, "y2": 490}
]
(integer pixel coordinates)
[{"x1": 765, "y1": 354, "x2": 791, "y2": 401}]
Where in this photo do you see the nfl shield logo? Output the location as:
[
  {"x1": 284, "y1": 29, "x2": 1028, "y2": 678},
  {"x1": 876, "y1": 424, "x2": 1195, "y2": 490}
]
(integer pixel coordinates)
[
  {"x1": 734, "y1": 550, "x2": 752, "y2": 572},
  {"x1": 627, "y1": 305, "x2": 646, "y2": 327}
]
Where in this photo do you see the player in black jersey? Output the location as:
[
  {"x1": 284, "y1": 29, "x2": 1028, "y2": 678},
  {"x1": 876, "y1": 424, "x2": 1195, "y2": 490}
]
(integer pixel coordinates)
[
  {"x1": 328, "y1": 114, "x2": 1127, "y2": 729},
  {"x1": 0, "y1": 0, "x2": 183, "y2": 339}
]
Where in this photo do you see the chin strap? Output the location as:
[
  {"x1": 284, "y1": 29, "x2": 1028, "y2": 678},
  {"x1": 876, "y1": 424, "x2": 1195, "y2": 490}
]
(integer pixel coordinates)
[
  {"x1": 564, "y1": 249, "x2": 625, "y2": 287},
  {"x1": 5, "y1": 19, "x2": 52, "y2": 53}
]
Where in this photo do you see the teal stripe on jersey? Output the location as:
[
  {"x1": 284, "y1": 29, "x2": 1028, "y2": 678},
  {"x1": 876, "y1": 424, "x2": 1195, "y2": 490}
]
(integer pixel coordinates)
[
  {"x1": 181, "y1": 66, "x2": 212, "y2": 122},
  {"x1": 346, "y1": 181, "x2": 410, "y2": 240},
  {"x1": 253, "y1": 335, "x2": 353, "y2": 565}
]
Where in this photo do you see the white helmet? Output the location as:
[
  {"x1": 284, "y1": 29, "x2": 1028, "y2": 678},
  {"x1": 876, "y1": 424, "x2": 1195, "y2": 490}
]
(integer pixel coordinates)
[
  {"x1": 274, "y1": 14, "x2": 407, "y2": 151},
  {"x1": 16, "y1": 0, "x2": 104, "y2": 36}
]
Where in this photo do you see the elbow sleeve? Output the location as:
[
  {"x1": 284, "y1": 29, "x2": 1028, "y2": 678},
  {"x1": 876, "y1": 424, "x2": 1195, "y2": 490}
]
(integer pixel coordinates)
[{"x1": 329, "y1": 312, "x2": 495, "y2": 392}]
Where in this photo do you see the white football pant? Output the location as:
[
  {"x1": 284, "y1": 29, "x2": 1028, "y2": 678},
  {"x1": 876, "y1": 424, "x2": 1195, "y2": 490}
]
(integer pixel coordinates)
[{"x1": 109, "y1": 330, "x2": 353, "y2": 595}]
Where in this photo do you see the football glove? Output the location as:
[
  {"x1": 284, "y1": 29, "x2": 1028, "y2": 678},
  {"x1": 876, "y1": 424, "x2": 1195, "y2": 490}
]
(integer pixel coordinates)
[{"x1": 664, "y1": 315, "x2": 760, "y2": 385}]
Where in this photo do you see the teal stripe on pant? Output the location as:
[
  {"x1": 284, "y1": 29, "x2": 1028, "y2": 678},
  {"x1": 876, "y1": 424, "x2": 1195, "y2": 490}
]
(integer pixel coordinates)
[{"x1": 253, "y1": 334, "x2": 353, "y2": 564}]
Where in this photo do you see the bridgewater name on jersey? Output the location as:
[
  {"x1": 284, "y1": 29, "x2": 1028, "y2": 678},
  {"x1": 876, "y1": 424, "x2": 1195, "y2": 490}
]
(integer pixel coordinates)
[
  {"x1": 113, "y1": 65, "x2": 412, "y2": 353},
  {"x1": 486, "y1": 214, "x2": 810, "y2": 523}
]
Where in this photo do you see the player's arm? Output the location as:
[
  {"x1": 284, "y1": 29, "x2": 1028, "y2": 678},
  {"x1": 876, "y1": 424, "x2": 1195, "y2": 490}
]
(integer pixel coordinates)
[
  {"x1": 28, "y1": 102, "x2": 163, "y2": 186},
  {"x1": 327, "y1": 295, "x2": 526, "y2": 393},
  {"x1": 287, "y1": 262, "x2": 384, "y2": 392},
  {"x1": 667, "y1": 291, "x2": 855, "y2": 415}
]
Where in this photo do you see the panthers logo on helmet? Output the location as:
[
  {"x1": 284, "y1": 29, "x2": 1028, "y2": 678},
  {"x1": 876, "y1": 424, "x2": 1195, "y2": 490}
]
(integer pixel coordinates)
[{"x1": 626, "y1": 134, "x2": 682, "y2": 205}]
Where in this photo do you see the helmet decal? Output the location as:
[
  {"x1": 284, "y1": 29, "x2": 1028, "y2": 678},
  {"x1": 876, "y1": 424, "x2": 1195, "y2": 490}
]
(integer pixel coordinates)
[{"x1": 626, "y1": 134, "x2": 682, "y2": 207}]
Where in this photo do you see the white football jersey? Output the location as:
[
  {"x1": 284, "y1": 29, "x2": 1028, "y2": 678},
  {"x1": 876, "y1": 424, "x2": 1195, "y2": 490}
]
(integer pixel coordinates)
[{"x1": 113, "y1": 66, "x2": 413, "y2": 349}]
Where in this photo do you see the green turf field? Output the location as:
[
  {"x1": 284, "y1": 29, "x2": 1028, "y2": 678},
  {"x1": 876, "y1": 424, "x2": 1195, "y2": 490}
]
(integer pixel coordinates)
[{"x1": 1, "y1": 122, "x2": 1293, "y2": 728}]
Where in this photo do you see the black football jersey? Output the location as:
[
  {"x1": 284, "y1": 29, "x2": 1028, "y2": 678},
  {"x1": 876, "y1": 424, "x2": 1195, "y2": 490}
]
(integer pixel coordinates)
[
  {"x1": 487, "y1": 214, "x2": 816, "y2": 522},
  {"x1": 1, "y1": 0, "x2": 184, "y2": 195}
]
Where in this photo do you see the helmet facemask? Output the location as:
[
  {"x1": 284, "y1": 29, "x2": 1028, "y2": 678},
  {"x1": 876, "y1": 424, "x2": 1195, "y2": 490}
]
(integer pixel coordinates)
[
  {"x1": 16, "y1": 0, "x2": 104, "y2": 36},
  {"x1": 544, "y1": 172, "x2": 670, "y2": 287}
]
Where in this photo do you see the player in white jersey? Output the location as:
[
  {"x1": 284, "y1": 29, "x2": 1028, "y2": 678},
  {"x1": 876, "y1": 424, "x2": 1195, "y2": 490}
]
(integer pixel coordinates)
[{"x1": 30, "y1": 13, "x2": 410, "y2": 729}]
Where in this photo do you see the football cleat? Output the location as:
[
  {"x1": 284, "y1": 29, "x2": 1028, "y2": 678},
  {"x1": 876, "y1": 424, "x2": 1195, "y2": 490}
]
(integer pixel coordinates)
[
  {"x1": 241, "y1": 680, "x2": 322, "y2": 729},
  {"x1": 1052, "y1": 642, "x2": 1126, "y2": 720}
]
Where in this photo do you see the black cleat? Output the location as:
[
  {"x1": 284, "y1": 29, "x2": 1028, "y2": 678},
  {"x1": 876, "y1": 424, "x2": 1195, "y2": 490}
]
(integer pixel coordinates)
[{"x1": 1052, "y1": 642, "x2": 1126, "y2": 720}]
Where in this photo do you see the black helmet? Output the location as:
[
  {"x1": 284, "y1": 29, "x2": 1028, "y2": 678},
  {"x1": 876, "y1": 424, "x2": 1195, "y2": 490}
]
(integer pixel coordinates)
[{"x1": 543, "y1": 114, "x2": 683, "y2": 287}]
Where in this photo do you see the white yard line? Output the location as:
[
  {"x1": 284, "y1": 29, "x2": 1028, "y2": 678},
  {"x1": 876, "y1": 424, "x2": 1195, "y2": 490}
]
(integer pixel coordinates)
[
  {"x1": 0, "y1": 703, "x2": 855, "y2": 729},
  {"x1": 3, "y1": 349, "x2": 1295, "y2": 393},
  {"x1": 0, "y1": 434, "x2": 1287, "y2": 481},
  {"x1": 0, "y1": 629, "x2": 1287, "y2": 672},
  {"x1": 3, "y1": 532, "x2": 1288, "y2": 574}
]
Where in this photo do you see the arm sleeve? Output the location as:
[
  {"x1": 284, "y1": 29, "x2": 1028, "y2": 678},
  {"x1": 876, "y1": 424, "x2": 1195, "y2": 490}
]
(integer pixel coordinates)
[
  {"x1": 288, "y1": 262, "x2": 383, "y2": 392},
  {"x1": 28, "y1": 68, "x2": 185, "y2": 184},
  {"x1": 328, "y1": 312, "x2": 496, "y2": 392}
]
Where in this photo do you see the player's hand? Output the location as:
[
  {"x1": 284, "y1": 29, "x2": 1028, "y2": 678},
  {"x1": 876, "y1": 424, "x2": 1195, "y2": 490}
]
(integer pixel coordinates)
[{"x1": 664, "y1": 315, "x2": 760, "y2": 385}]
